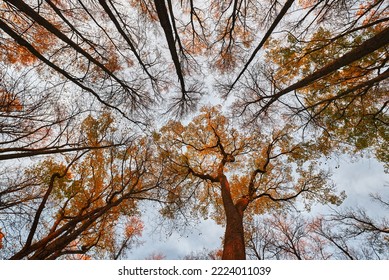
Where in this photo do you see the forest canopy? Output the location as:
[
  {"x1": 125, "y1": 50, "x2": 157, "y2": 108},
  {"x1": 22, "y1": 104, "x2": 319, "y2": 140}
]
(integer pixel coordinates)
[{"x1": 0, "y1": 0, "x2": 388, "y2": 259}]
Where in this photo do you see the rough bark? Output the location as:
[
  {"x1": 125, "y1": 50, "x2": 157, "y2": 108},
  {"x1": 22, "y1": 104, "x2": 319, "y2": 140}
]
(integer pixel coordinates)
[{"x1": 219, "y1": 173, "x2": 249, "y2": 260}]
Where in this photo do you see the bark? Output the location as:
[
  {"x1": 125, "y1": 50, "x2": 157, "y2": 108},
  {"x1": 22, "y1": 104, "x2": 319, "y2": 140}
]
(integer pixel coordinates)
[
  {"x1": 0, "y1": 144, "x2": 124, "y2": 161},
  {"x1": 219, "y1": 173, "x2": 249, "y2": 260},
  {"x1": 153, "y1": 0, "x2": 187, "y2": 94},
  {"x1": 10, "y1": 192, "x2": 123, "y2": 259}
]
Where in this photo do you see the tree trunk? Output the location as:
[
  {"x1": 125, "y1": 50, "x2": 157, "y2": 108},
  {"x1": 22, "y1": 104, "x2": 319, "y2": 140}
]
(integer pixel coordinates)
[
  {"x1": 219, "y1": 174, "x2": 249, "y2": 260},
  {"x1": 222, "y1": 205, "x2": 246, "y2": 260}
]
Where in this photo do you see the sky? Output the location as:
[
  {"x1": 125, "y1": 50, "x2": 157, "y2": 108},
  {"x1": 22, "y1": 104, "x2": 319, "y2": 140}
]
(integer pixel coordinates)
[
  {"x1": 128, "y1": 156, "x2": 389, "y2": 259},
  {"x1": 1, "y1": 0, "x2": 387, "y2": 261}
]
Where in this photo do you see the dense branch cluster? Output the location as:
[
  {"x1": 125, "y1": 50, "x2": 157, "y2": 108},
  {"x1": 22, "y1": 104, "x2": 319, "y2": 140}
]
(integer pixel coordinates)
[{"x1": 0, "y1": 0, "x2": 387, "y2": 259}]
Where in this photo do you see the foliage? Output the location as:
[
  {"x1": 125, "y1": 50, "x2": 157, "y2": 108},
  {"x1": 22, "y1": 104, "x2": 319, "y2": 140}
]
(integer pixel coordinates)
[
  {"x1": 155, "y1": 106, "x2": 345, "y2": 258},
  {"x1": 0, "y1": 0, "x2": 387, "y2": 259},
  {"x1": 158, "y1": 106, "x2": 343, "y2": 215},
  {"x1": 0, "y1": 113, "x2": 160, "y2": 259},
  {"x1": 264, "y1": 24, "x2": 388, "y2": 167}
]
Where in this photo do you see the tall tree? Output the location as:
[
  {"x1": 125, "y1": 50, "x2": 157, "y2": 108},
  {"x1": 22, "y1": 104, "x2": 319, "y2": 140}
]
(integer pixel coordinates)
[
  {"x1": 155, "y1": 106, "x2": 344, "y2": 259},
  {"x1": 229, "y1": 1, "x2": 388, "y2": 167},
  {"x1": 0, "y1": 0, "x2": 387, "y2": 259},
  {"x1": 1, "y1": 113, "x2": 161, "y2": 259}
]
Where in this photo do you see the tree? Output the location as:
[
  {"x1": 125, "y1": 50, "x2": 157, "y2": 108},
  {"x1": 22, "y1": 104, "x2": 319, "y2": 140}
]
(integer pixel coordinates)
[
  {"x1": 0, "y1": 0, "x2": 387, "y2": 259},
  {"x1": 155, "y1": 106, "x2": 344, "y2": 259},
  {"x1": 229, "y1": 1, "x2": 388, "y2": 168},
  {"x1": 312, "y1": 194, "x2": 389, "y2": 260},
  {"x1": 145, "y1": 252, "x2": 167, "y2": 260},
  {"x1": 246, "y1": 213, "x2": 333, "y2": 260},
  {"x1": 246, "y1": 194, "x2": 389, "y2": 260},
  {"x1": 183, "y1": 248, "x2": 223, "y2": 260},
  {"x1": 258, "y1": 22, "x2": 388, "y2": 166},
  {"x1": 0, "y1": 1, "x2": 159, "y2": 258},
  {"x1": 1, "y1": 1, "x2": 387, "y2": 116},
  {"x1": 1, "y1": 113, "x2": 161, "y2": 259},
  {"x1": 0, "y1": 61, "x2": 96, "y2": 161},
  {"x1": 0, "y1": 0, "x2": 158, "y2": 125}
]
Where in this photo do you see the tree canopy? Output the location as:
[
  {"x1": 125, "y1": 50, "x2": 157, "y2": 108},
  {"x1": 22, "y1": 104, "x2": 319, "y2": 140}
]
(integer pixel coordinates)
[
  {"x1": 155, "y1": 106, "x2": 345, "y2": 259},
  {"x1": 0, "y1": 0, "x2": 387, "y2": 259}
]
